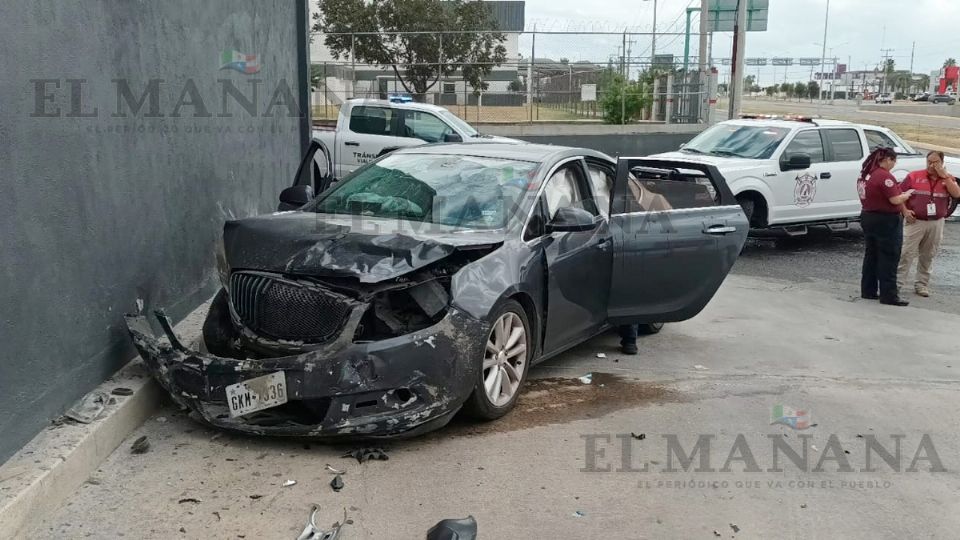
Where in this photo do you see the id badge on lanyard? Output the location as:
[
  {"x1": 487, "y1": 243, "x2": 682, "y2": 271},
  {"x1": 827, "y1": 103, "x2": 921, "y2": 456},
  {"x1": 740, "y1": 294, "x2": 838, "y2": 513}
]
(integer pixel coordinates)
[{"x1": 927, "y1": 179, "x2": 939, "y2": 217}]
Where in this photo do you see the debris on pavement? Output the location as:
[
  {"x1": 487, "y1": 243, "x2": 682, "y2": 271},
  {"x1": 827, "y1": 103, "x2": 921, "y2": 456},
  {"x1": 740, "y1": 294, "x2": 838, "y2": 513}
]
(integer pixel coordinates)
[
  {"x1": 631, "y1": 433, "x2": 646, "y2": 440},
  {"x1": 325, "y1": 464, "x2": 346, "y2": 475},
  {"x1": 130, "y1": 436, "x2": 150, "y2": 454},
  {"x1": 111, "y1": 387, "x2": 134, "y2": 396},
  {"x1": 249, "y1": 494, "x2": 263, "y2": 500},
  {"x1": 64, "y1": 390, "x2": 110, "y2": 424},
  {"x1": 283, "y1": 480, "x2": 297, "y2": 487},
  {"x1": 693, "y1": 365, "x2": 709, "y2": 371},
  {"x1": 578, "y1": 373, "x2": 593, "y2": 384},
  {"x1": 800, "y1": 503, "x2": 807, "y2": 509},
  {"x1": 712, "y1": 530, "x2": 721, "y2": 537},
  {"x1": 296, "y1": 505, "x2": 346, "y2": 540},
  {"x1": 811, "y1": 445, "x2": 819, "y2": 452},
  {"x1": 330, "y1": 474, "x2": 344, "y2": 492},
  {"x1": 426, "y1": 516, "x2": 477, "y2": 540},
  {"x1": 572, "y1": 511, "x2": 586, "y2": 518},
  {"x1": 178, "y1": 498, "x2": 202, "y2": 504},
  {"x1": 156, "y1": 416, "x2": 167, "y2": 423},
  {"x1": 730, "y1": 523, "x2": 740, "y2": 533},
  {"x1": 596, "y1": 353, "x2": 607, "y2": 359},
  {"x1": 342, "y1": 448, "x2": 389, "y2": 463}
]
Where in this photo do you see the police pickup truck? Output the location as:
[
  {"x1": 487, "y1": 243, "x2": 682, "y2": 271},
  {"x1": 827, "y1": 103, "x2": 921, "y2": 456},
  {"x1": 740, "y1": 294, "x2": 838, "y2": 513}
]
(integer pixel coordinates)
[
  {"x1": 313, "y1": 97, "x2": 519, "y2": 180},
  {"x1": 653, "y1": 116, "x2": 960, "y2": 233}
]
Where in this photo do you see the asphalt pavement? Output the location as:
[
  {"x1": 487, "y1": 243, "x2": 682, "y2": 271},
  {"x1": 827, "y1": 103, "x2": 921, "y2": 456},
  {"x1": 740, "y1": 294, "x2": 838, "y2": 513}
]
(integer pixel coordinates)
[
  {"x1": 735, "y1": 221, "x2": 960, "y2": 316},
  {"x1": 26, "y1": 255, "x2": 960, "y2": 538},
  {"x1": 724, "y1": 98, "x2": 960, "y2": 131}
]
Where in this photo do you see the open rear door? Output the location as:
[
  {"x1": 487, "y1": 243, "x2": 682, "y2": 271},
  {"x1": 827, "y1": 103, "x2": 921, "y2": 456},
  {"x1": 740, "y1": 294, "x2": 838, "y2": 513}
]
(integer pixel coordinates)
[{"x1": 607, "y1": 158, "x2": 748, "y2": 324}]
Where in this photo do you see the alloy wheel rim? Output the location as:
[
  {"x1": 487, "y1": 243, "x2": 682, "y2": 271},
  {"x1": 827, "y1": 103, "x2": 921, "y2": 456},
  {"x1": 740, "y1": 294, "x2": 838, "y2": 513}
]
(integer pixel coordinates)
[{"x1": 482, "y1": 312, "x2": 527, "y2": 407}]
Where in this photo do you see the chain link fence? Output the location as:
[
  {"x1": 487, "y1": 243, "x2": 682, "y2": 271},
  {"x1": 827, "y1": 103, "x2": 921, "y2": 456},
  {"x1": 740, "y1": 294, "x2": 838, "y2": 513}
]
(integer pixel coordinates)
[{"x1": 310, "y1": 30, "x2": 714, "y2": 125}]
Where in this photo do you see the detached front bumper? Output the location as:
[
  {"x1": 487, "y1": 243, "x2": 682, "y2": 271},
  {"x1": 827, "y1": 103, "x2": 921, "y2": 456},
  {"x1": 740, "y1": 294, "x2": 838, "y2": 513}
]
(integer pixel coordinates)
[{"x1": 124, "y1": 308, "x2": 485, "y2": 438}]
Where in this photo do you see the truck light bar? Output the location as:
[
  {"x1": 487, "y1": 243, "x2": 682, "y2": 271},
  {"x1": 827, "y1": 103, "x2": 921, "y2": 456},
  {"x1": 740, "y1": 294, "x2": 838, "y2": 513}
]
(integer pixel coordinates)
[{"x1": 739, "y1": 114, "x2": 815, "y2": 123}]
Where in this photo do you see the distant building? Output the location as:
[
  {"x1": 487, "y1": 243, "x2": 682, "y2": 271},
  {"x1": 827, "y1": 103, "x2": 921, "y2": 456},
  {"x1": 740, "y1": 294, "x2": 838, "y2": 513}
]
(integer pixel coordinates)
[{"x1": 310, "y1": 1, "x2": 525, "y2": 106}]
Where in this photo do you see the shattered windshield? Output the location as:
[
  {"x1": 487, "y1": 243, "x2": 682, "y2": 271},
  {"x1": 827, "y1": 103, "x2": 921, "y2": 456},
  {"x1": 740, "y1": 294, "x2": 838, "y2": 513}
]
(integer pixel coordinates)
[
  {"x1": 310, "y1": 153, "x2": 540, "y2": 229},
  {"x1": 682, "y1": 124, "x2": 790, "y2": 159}
]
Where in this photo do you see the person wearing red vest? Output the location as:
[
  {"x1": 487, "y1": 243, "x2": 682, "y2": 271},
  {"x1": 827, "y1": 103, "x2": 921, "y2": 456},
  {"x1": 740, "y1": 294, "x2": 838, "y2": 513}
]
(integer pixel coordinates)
[
  {"x1": 858, "y1": 147, "x2": 916, "y2": 306},
  {"x1": 897, "y1": 151, "x2": 960, "y2": 297}
]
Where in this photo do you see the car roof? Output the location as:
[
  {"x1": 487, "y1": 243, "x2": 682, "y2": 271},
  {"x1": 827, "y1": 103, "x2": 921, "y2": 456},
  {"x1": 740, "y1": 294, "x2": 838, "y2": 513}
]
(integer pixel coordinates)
[
  {"x1": 396, "y1": 142, "x2": 613, "y2": 163},
  {"x1": 722, "y1": 118, "x2": 857, "y2": 129},
  {"x1": 345, "y1": 98, "x2": 450, "y2": 113}
]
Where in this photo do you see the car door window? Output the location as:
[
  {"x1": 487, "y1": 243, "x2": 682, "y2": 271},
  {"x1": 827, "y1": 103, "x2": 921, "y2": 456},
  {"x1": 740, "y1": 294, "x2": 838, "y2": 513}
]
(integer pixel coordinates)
[
  {"x1": 625, "y1": 169, "x2": 718, "y2": 212},
  {"x1": 586, "y1": 163, "x2": 614, "y2": 218},
  {"x1": 541, "y1": 163, "x2": 600, "y2": 221},
  {"x1": 864, "y1": 129, "x2": 898, "y2": 152},
  {"x1": 783, "y1": 130, "x2": 825, "y2": 163},
  {"x1": 402, "y1": 110, "x2": 453, "y2": 143},
  {"x1": 349, "y1": 106, "x2": 397, "y2": 136},
  {"x1": 823, "y1": 129, "x2": 864, "y2": 161}
]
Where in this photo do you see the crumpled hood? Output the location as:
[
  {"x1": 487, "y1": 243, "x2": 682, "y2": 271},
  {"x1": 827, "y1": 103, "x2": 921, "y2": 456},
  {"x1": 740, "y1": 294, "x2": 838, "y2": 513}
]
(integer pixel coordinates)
[{"x1": 223, "y1": 212, "x2": 504, "y2": 283}]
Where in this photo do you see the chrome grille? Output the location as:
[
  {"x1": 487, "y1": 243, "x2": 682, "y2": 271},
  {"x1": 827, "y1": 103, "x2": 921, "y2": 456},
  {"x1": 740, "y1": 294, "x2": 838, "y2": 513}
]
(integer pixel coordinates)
[{"x1": 229, "y1": 272, "x2": 352, "y2": 343}]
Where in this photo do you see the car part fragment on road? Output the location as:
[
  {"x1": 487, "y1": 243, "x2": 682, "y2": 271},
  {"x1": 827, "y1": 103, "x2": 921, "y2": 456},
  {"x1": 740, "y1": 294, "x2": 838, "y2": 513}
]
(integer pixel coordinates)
[
  {"x1": 578, "y1": 373, "x2": 593, "y2": 384},
  {"x1": 631, "y1": 432, "x2": 646, "y2": 440},
  {"x1": 330, "y1": 474, "x2": 344, "y2": 492},
  {"x1": 324, "y1": 464, "x2": 345, "y2": 475},
  {"x1": 283, "y1": 479, "x2": 297, "y2": 487},
  {"x1": 296, "y1": 505, "x2": 346, "y2": 540},
  {"x1": 426, "y1": 516, "x2": 477, "y2": 540},
  {"x1": 110, "y1": 387, "x2": 134, "y2": 396},
  {"x1": 64, "y1": 390, "x2": 110, "y2": 424},
  {"x1": 342, "y1": 448, "x2": 389, "y2": 463},
  {"x1": 129, "y1": 436, "x2": 150, "y2": 454}
]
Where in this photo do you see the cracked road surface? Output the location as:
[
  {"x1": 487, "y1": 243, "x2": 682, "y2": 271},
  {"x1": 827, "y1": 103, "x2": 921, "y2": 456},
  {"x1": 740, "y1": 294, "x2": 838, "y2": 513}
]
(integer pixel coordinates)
[{"x1": 28, "y1": 271, "x2": 960, "y2": 539}]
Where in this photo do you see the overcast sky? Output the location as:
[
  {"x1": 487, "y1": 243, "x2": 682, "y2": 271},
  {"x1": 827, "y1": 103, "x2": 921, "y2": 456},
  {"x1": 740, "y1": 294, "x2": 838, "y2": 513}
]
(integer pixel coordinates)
[{"x1": 519, "y1": 0, "x2": 960, "y2": 84}]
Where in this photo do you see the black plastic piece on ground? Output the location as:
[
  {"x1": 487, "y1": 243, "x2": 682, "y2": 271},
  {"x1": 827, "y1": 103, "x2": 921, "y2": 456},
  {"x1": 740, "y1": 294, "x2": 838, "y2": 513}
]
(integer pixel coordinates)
[{"x1": 426, "y1": 516, "x2": 477, "y2": 540}]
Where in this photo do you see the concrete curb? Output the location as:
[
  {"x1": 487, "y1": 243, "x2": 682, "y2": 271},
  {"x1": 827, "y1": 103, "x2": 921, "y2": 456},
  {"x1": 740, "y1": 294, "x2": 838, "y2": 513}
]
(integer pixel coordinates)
[{"x1": 0, "y1": 301, "x2": 209, "y2": 538}]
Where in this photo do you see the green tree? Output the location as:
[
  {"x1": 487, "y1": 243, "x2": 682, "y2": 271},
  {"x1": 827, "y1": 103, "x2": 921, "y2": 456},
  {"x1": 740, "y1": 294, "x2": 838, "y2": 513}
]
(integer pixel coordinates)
[
  {"x1": 314, "y1": 0, "x2": 507, "y2": 100},
  {"x1": 743, "y1": 75, "x2": 756, "y2": 91},
  {"x1": 794, "y1": 81, "x2": 808, "y2": 101},
  {"x1": 780, "y1": 82, "x2": 793, "y2": 99},
  {"x1": 765, "y1": 85, "x2": 776, "y2": 97},
  {"x1": 310, "y1": 64, "x2": 326, "y2": 90},
  {"x1": 807, "y1": 81, "x2": 820, "y2": 100},
  {"x1": 600, "y1": 74, "x2": 652, "y2": 124},
  {"x1": 507, "y1": 79, "x2": 526, "y2": 92},
  {"x1": 944, "y1": 58, "x2": 957, "y2": 68}
]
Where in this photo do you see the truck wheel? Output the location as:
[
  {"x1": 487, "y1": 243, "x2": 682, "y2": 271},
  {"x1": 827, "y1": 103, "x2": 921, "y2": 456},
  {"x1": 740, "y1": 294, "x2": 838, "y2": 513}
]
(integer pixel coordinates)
[
  {"x1": 464, "y1": 300, "x2": 531, "y2": 421},
  {"x1": 737, "y1": 196, "x2": 755, "y2": 225}
]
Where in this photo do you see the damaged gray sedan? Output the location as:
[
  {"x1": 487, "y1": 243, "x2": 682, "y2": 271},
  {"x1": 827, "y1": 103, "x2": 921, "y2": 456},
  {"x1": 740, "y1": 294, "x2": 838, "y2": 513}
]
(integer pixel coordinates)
[{"x1": 126, "y1": 142, "x2": 747, "y2": 438}]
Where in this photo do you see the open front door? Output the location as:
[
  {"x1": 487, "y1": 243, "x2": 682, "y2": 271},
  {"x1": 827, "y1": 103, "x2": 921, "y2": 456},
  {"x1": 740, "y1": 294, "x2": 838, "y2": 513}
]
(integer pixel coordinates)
[{"x1": 607, "y1": 158, "x2": 748, "y2": 324}]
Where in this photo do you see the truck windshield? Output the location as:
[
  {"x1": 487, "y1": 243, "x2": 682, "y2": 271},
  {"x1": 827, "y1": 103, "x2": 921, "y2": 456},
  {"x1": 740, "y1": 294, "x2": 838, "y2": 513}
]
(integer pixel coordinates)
[
  {"x1": 310, "y1": 153, "x2": 539, "y2": 229},
  {"x1": 682, "y1": 124, "x2": 790, "y2": 159},
  {"x1": 438, "y1": 110, "x2": 479, "y2": 137}
]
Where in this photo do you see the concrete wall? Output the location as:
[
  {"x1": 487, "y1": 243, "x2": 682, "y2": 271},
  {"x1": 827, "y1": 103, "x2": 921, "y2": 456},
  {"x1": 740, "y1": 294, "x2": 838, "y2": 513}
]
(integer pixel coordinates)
[
  {"x1": 479, "y1": 123, "x2": 702, "y2": 157},
  {"x1": 0, "y1": 1, "x2": 307, "y2": 464}
]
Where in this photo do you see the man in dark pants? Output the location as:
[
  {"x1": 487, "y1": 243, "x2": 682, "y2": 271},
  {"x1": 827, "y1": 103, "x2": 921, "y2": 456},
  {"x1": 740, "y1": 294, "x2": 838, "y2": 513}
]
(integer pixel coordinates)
[{"x1": 618, "y1": 325, "x2": 638, "y2": 355}]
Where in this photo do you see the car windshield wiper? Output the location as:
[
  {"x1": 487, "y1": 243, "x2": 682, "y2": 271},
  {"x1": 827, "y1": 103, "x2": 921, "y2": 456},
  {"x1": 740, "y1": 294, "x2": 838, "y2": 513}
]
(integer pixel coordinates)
[
  {"x1": 709, "y1": 150, "x2": 751, "y2": 158},
  {"x1": 681, "y1": 147, "x2": 707, "y2": 155}
]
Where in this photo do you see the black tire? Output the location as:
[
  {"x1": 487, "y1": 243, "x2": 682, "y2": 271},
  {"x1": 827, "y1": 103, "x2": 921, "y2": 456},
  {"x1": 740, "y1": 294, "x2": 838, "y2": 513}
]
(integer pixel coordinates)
[
  {"x1": 201, "y1": 289, "x2": 241, "y2": 358},
  {"x1": 737, "y1": 196, "x2": 755, "y2": 226},
  {"x1": 638, "y1": 322, "x2": 664, "y2": 335},
  {"x1": 463, "y1": 299, "x2": 532, "y2": 421}
]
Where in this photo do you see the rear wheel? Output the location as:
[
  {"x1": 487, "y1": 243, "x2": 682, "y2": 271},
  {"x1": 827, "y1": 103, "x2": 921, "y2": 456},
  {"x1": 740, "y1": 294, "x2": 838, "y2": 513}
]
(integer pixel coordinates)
[
  {"x1": 464, "y1": 300, "x2": 531, "y2": 420},
  {"x1": 737, "y1": 195, "x2": 755, "y2": 226}
]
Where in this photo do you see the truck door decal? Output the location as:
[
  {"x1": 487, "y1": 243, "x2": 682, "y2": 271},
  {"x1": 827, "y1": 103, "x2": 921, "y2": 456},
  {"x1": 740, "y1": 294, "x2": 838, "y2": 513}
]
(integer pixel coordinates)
[{"x1": 794, "y1": 173, "x2": 817, "y2": 207}]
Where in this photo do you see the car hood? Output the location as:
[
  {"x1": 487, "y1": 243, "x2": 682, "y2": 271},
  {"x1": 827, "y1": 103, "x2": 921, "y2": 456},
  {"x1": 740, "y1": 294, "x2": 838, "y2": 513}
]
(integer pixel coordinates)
[
  {"x1": 651, "y1": 151, "x2": 765, "y2": 173},
  {"x1": 223, "y1": 212, "x2": 505, "y2": 283}
]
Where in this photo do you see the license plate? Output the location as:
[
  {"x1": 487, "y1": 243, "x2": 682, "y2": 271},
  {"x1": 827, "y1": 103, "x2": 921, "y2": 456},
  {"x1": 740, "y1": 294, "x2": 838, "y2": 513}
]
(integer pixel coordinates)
[{"x1": 225, "y1": 371, "x2": 288, "y2": 417}]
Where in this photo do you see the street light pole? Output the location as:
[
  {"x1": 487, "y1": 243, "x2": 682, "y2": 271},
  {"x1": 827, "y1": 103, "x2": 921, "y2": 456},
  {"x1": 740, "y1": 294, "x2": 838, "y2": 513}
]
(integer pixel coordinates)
[
  {"x1": 817, "y1": 0, "x2": 830, "y2": 116},
  {"x1": 644, "y1": 0, "x2": 658, "y2": 68}
]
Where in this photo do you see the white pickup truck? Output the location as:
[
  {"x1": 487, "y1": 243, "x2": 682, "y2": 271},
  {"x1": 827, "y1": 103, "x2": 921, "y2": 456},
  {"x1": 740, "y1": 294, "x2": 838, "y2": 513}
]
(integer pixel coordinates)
[
  {"x1": 313, "y1": 99, "x2": 519, "y2": 179},
  {"x1": 653, "y1": 117, "x2": 960, "y2": 233}
]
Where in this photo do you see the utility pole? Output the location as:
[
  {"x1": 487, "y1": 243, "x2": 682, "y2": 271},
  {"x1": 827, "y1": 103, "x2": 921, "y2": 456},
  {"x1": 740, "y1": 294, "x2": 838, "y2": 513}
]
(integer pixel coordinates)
[
  {"x1": 699, "y1": 0, "x2": 708, "y2": 72},
  {"x1": 909, "y1": 41, "x2": 916, "y2": 93},
  {"x1": 880, "y1": 48, "x2": 894, "y2": 93},
  {"x1": 625, "y1": 37, "x2": 637, "y2": 80},
  {"x1": 727, "y1": 0, "x2": 747, "y2": 119},
  {"x1": 817, "y1": 0, "x2": 830, "y2": 115}
]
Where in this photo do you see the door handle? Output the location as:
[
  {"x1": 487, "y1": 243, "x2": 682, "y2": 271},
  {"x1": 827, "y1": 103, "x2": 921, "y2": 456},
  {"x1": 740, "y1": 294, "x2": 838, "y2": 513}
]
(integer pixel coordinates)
[
  {"x1": 596, "y1": 238, "x2": 613, "y2": 251},
  {"x1": 703, "y1": 225, "x2": 737, "y2": 235},
  {"x1": 344, "y1": 141, "x2": 360, "y2": 147},
  {"x1": 820, "y1": 172, "x2": 831, "y2": 179}
]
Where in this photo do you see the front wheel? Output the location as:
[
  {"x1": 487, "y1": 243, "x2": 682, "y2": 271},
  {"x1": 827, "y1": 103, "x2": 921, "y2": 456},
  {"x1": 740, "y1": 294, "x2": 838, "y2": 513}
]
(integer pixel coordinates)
[
  {"x1": 464, "y1": 300, "x2": 532, "y2": 421},
  {"x1": 639, "y1": 322, "x2": 664, "y2": 335}
]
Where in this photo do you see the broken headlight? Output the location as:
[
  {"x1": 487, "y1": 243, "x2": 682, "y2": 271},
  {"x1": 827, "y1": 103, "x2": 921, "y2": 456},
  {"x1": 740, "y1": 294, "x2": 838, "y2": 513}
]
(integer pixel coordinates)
[{"x1": 354, "y1": 278, "x2": 450, "y2": 342}]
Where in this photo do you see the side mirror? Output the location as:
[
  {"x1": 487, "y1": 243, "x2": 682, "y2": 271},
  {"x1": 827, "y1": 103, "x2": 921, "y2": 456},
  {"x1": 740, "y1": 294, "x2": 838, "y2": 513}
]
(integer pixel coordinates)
[
  {"x1": 546, "y1": 207, "x2": 600, "y2": 233},
  {"x1": 781, "y1": 153, "x2": 811, "y2": 172},
  {"x1": 443, "y1": 133, "x2": 463, "y2": 143},
  {"x1": 278, "y1": 185, "x2": 314, "y2": 211}
]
